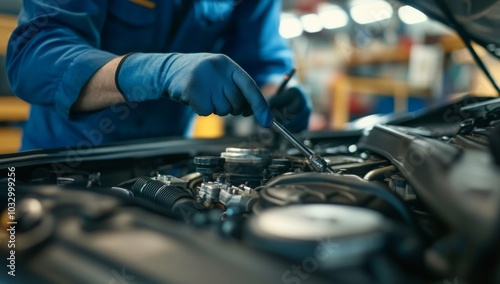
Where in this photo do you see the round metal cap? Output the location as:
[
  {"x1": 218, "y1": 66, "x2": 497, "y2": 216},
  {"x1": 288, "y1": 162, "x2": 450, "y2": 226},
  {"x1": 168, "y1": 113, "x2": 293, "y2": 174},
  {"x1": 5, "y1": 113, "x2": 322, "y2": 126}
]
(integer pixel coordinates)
[{"x1": 248, "y1": 204, "x2": 385, "y2": 241}]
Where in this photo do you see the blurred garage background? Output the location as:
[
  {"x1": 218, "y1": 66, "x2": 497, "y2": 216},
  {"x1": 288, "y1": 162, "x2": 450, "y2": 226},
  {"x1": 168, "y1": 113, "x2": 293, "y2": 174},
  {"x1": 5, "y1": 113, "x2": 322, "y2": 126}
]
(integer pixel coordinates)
[{"x1": 1, "y1": 0, "x2": 499, "y2": 154}]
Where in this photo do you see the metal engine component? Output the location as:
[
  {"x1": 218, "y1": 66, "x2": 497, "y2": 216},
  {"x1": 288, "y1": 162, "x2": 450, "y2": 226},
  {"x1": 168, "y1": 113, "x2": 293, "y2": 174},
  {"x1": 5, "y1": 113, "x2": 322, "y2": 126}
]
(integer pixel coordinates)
[
  {"x1": 271, "y1": 119, "x2": 335, "y2": 174},
  {"x1": 220, "y1": 147, "x2": 271, "y2": 187},
  {"x1": 388, "y1": 174, "x2": 416, "y2": 201},
  {"x1": 153, "y1": 174, "x2": 188, "y2": 189},
  {"x1": 198, "y1": 181, "x2": 222, "y2": 207},
  {"x1": 219, "y1": 184, "x2": 258, "y2": 212},
  {"x1": 245, "y1": 204, "x2": 390, "y2": 271},
  {"x1": 197, "y1": 181, "x2": 259, "y2": 212}
]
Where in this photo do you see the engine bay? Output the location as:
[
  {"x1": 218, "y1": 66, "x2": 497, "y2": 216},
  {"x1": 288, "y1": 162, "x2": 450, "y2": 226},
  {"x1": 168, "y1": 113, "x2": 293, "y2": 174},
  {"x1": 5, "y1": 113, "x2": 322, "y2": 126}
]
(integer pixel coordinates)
[{"x1": 1, "y1": 96, "x2": 500, "y2": 284}]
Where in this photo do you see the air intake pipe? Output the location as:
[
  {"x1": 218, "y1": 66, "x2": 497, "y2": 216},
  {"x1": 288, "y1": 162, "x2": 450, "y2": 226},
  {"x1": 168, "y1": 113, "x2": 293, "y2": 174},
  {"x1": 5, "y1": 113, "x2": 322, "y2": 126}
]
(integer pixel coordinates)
[{"x1": 131, "y1": 177, "x2": 202, "y2": 220}]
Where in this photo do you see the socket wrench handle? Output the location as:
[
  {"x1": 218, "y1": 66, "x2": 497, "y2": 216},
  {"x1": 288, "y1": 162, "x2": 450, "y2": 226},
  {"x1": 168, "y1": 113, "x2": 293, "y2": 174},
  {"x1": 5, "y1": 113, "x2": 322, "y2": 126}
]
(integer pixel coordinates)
[{"x1": 271, "y1": 119, "x2": 335, "y2": 174}]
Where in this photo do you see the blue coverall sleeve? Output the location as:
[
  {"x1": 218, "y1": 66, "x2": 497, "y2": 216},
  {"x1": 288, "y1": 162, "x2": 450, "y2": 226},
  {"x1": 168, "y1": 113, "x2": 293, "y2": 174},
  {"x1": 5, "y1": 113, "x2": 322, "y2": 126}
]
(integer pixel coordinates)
[
  {"x1": 221, "y1": 0, "x2": 293, "y2": 87},
  {"x1": 6, "y1": 0, "x2": 116, "y2": 117}
]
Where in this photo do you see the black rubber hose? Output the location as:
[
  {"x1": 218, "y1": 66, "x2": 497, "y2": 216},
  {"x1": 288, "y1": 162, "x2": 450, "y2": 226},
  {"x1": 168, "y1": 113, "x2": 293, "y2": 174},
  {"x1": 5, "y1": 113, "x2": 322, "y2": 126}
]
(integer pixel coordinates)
[{"x1": 131, "y1": 177, "x2": 200, "y2": 219}]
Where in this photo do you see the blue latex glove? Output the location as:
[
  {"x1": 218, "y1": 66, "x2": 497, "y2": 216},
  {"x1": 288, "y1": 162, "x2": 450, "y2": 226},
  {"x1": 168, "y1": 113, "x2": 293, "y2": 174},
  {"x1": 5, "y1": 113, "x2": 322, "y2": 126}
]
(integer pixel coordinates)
[
  {"x1": 268, "y1": 86, "x2": 311, "y2": 132},
  {"x1": 116, "y1": 53, "x2": 272, "y2": 127}
]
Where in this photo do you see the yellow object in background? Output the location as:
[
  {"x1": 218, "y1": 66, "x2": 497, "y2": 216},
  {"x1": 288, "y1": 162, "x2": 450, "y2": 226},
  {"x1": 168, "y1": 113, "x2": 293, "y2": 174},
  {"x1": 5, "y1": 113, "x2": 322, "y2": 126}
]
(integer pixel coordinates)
[
  {"x1": 0, "y1": 128, "x2": 22, "y2": 154},
  {"x1": 192, "y1": 114, "x2": 225, "y2": 138},
  {"x1": 0, "y1": 97, "x2": 29, "y2": 154},
  {"x1": 0, "y1": 15, "x2": 17, "y2": 56}
]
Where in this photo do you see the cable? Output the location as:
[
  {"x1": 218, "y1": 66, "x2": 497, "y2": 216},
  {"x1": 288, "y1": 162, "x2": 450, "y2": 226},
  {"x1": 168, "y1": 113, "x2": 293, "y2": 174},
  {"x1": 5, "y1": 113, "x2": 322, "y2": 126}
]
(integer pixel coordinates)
[
  {"x1": 433, "y1": 0, "x2": 500, "y2": 95},
  {"x1": 116, "y1": 177, "x2": 140, "y2": 188}
]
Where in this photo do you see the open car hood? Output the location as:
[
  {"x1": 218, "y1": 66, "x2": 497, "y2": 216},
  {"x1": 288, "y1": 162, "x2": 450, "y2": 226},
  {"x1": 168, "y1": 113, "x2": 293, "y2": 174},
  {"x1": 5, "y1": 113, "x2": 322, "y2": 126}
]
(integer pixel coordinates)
[{"x1": 403, "y1": 0, "x2": 500, "y2": 57}]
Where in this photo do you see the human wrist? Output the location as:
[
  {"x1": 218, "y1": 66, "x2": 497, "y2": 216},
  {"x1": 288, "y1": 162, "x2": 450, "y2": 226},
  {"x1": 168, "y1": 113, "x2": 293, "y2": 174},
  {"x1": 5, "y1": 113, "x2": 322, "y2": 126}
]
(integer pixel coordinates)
[{"x1": 115, "y1": 53, "x2": 167, "y2": 103}]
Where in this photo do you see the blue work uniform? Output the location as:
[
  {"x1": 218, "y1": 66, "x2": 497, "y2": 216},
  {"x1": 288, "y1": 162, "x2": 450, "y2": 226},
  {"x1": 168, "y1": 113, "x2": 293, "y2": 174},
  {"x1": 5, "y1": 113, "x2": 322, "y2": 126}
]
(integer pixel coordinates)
[{"x1": 6, "y1": 0, "x2": 292, "y2": 150}]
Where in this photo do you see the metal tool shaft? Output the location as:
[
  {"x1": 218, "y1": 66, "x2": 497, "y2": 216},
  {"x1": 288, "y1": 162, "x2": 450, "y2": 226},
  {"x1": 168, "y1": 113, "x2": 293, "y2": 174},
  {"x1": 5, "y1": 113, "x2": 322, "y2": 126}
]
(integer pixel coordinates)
[
  {"x1": 271, "y1": 119, "x2": 313, "y2": 157},
  {"x1": 269, "y1": 68, "x2": 334, "y2": 174},
  {"x1": 271, "y1": 119, "x2": 335, "y2": 174}
]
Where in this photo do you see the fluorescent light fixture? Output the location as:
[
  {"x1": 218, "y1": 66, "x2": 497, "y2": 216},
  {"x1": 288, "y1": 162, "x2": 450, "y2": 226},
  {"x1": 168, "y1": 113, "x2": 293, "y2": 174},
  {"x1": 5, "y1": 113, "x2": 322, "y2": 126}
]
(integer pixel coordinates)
[
  {"x1": 318, "y1": 4, "x2": 348, "y2": 29},
  {"x1": 300, "y1": 13, "x2": 323, "y2": 33},
  {"x1": 280, "y1": 13, "x2": 303, "y2": 39},
  {"x1": 398, "y1": 5, "x2": 427, "y2": 24},
  {"x1": 350, "y1": 0, "x2": 393, "y2": 25}
]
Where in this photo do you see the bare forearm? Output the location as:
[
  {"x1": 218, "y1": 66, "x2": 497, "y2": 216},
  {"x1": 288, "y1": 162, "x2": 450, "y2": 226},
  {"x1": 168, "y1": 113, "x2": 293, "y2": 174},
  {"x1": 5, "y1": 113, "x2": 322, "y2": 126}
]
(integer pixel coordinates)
[{"x1": 71, "y1": 56, "x2": 126, "y2": 112}]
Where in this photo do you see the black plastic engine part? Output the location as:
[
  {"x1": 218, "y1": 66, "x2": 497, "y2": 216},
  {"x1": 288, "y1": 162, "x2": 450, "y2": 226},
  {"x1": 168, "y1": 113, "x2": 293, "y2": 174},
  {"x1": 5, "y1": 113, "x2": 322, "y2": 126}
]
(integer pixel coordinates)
[
  {"x1": 267, "y1": 158, "x2": 292, "y2": 178},
  {"x1": 267, "y1": 164, "x2": 288, "y2": 178},
  {"x1": 270, "y1": 158, "x2": 292, "y2": 169},
  {"x1": 194, "y1": 156, "x2": 225, "y2": 182},
  {"x1": 358, "y1": 124, "x2": 500, "y2": 241},
  {"x1": 358, "y1": 124, "x2": 500, "y2": 280},
  {"x1": 489, "y1": 123, "x2": 500, "y2": 166}
]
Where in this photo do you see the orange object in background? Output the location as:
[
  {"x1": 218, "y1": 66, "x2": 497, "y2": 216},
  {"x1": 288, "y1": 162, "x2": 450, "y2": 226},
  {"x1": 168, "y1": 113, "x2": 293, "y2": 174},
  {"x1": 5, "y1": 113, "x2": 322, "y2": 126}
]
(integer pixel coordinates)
[
  {"x1": 0, "y1": 15, "x2": 17, "y2": 56},
  {"x1": 0, "y1": 97, "x2": 30, "y2": 122},
  {"x1": 0, "y1": 97, "x2": 29, "y2": 154},
  {"x1": 0, "y1": 14, "x2": 23, "y2": 154},
  {"x1": 0, "y1": 128, "x2": 23, "y2": 154}
]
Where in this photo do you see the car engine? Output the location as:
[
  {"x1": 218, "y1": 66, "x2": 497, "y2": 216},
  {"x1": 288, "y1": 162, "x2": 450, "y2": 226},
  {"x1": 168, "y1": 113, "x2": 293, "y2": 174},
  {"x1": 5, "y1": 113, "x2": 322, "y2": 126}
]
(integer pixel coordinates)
[{"x1": 1, "y1": 96, "x2": 500, "y2": 284}]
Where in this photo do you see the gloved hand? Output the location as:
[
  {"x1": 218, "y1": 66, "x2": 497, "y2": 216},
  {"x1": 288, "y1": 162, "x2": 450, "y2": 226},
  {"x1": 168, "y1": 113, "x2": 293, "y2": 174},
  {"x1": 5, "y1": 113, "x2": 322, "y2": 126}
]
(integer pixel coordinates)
[
  {"x1": 268, "y1": 86, "x2": 311, "y2": 132},
  {"x1": 115, "y1": 53, "x2": 272, "y2": 127}
]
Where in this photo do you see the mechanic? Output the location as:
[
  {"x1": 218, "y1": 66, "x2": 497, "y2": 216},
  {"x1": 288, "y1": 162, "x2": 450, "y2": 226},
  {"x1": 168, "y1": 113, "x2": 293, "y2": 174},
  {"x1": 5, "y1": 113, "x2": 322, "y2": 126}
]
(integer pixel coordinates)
[{"x1": 6, "y1": 0, "x2": 311, "y2": 150}]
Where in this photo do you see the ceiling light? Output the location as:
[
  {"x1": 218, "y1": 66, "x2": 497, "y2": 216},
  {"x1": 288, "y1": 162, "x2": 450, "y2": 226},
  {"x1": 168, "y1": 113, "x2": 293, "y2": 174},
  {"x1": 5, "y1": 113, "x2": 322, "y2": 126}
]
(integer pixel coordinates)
[
  {"x1": 300, "y1": 13, "x2": 323, "y2": 33},
  {"x1": 318, "y1": 4, "x2": 348, "y2": 29},
  {"x1": 350, "y1": 0, "x2": 393, "y2": 25},
  {"x1": 398, "y1": 5, "x2": 427, "y2": 24},
  {"x1": 280, "y1": 13, "x2": 303, "y2": 39}
]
